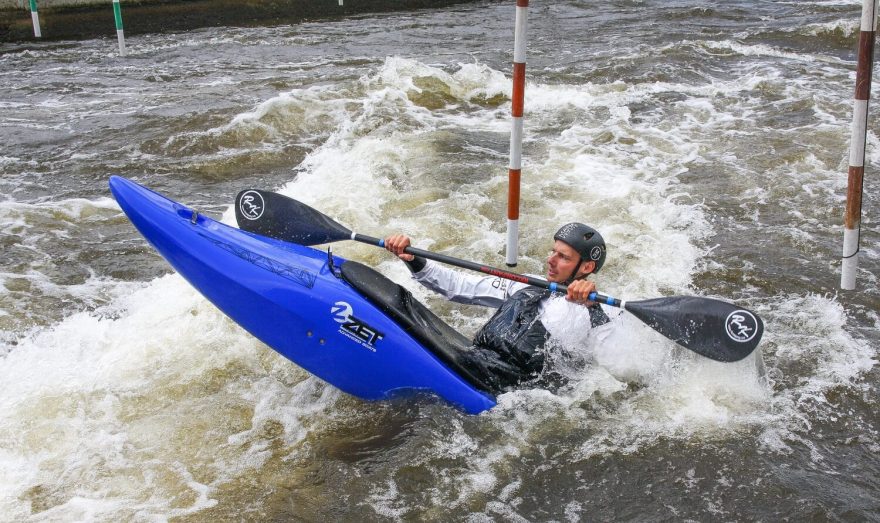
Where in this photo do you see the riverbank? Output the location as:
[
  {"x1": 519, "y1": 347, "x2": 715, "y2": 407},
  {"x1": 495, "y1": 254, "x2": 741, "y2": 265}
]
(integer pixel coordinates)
[{"x1": 0, "y1": 0, "x2": 482, "y2": 42}]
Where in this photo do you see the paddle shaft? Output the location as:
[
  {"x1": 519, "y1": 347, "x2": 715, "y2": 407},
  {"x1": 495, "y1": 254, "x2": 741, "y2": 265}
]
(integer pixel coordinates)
[
  {"x1": 351, "y1": 232, "x2": 623, "y2": 307},
  {"x1": 234, "y1": 188, "x2": 763, "y2": 361},
  {"x1": 350, "y1": 231, "x2": 762, "y2": 363}
]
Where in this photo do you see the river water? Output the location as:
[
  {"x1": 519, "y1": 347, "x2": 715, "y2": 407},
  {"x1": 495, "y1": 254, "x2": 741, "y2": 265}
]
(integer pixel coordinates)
[{"x1": 1, "y1": 0, "x2": 878, "y2": 520}]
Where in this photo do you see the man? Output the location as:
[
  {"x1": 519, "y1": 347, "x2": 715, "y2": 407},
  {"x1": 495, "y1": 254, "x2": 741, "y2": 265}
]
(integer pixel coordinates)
[{"x1": 384, "y1": 223, "x2": 617, "y2": 394}]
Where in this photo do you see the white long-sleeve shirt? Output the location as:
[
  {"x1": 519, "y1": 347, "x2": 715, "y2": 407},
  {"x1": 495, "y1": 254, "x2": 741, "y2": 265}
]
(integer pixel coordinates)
[{"x1": 411, "y1": 261, "x2": 619, "y2": 350}]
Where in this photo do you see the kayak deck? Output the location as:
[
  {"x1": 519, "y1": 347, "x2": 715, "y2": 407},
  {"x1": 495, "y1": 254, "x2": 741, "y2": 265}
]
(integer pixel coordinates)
[
  {"x1": 339, "y1": 261, "x2": 494, "y2": 393},
  {"x1": 109, "y1": 176, "x2": 497, "y2": 414}
]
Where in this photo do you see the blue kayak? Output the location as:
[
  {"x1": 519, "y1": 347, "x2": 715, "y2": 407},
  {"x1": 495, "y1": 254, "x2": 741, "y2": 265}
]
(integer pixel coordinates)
[{"x1": 109, "y1": 176, "x2": 497, "y2": 414}]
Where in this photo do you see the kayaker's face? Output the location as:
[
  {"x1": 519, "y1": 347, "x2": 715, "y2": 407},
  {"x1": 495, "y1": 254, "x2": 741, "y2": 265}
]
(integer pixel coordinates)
[{"x1": 547, "y1": 240, "x2": 593, "y2": 282}]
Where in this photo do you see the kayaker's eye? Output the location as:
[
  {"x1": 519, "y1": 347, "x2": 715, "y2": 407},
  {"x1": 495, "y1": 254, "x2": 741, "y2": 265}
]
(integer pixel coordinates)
[{"x1": 549, "y1": 250, "x2": 573, "y2": 263}]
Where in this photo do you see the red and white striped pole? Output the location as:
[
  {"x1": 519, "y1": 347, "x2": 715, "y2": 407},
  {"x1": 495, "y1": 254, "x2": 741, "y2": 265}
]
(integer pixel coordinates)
[
  {"x1": 842, "y1": 0, "x2": 878, "y2": 290},
  {"x1": 505, "y1": 0, "x2": 528, "y2": 267}
]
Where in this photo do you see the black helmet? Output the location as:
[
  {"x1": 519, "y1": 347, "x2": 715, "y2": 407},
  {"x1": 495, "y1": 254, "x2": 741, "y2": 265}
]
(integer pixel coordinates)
[{"x1": 554, "y1": 222, "x2": 606, "y2": 273}]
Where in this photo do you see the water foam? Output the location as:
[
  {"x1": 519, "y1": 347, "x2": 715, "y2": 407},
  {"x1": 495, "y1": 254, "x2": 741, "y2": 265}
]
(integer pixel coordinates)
[
  {"x1": 282, "y1": 56, "x2": 878, "y2": 514},
  {"x1": 232, "y1": 58, "x2": 793, "y2": 515},
  {"x1": 800, "y1": 19, "x2": 859, "y2": 38},
  {"x1": 4, "y1": 21, "x2": 877, "y2": 516},
  {"x1": 702, "y1": 39, "x2": 846, "y2": 65},
  {"x1": 0, "y1": 274, "x2": 339, "y2": 519}
]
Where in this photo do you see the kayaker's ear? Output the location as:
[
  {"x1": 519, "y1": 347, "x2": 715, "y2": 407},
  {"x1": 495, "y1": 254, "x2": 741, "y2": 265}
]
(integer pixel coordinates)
[{"x1": 577, "y1": 260, "x2": 596, "y2": 278}]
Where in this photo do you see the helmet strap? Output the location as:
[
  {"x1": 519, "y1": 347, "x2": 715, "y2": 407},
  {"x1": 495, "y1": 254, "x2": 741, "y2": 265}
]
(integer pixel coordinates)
[
  {"x1": 562, "y1": 257, "x2": 588, "y2": 285},
  {"x1": 564, "y1": 257, "x2": 598, "y2": 285}
]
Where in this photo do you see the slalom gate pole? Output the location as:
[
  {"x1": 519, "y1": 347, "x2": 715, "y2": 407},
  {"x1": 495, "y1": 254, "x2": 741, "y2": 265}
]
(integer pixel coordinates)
[
  {"x1": 113, "y1": 0, "x2": 126, "y2": 56},
  {"x1": 505, "y1": 0, "x2": 528, "y2": 267},
  {"x1": 842, "y1": 0, "x2": 878, "y2": 290},
  {"x1": 29, "y1": 0, "x2": 41, "y2": 38}
]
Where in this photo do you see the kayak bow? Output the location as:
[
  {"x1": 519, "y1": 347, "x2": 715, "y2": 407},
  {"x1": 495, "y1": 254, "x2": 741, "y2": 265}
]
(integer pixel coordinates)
[{"x1": 109, "y1": 176, "x2": 496, "y2": 414}]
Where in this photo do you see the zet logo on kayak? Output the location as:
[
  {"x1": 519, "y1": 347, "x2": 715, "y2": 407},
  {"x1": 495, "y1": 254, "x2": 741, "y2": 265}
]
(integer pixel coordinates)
[
  {"x1": 239, "y1": 190, "x2": 265, "y2": 220},
  {"x1": 331, "y1": 301, "x2": 384, "y2": 351},
  {"x1": 725, "y1": 310, "x2": 759, "y2": 343}
]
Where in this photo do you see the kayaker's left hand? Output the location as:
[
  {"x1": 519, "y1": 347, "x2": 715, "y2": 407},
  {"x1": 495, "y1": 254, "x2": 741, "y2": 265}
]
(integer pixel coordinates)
[{"x1": 566, "y1": 279, "x2": 596, "y2": 306}]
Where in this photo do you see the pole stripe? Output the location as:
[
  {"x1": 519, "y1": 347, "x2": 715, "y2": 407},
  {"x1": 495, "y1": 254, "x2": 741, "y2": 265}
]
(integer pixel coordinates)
[
  {"x1": 511, "y1": 62, "x2": 526, "y2": 117},
  {"x1": 845, "y1": 23, "x2": 875, "y2": 229},
  {"x1": 29, "y1": 0, "x2": 40, "y2": 38},
  {"x1": 863, "y1": 0, "x2": 879, "y2": 29},
  {"x1": 506, "y1": 0, "x2": 528, "y2": 267},
  {"x1": 845, "y1": 166, "x2": 865, "y2": 230},
  {"x1": 113, "y1": 0, "x2": 126, "y2": 56},
  {"x1": 843, "y1": 228, "x2": 859, "y2": 258},
  {"x1": 508, "y1": 169, "x2": 521, "y2": 220},
  {"x1": 855, "y1": 30, "x2": 875, "y2": 100},
  {"x1": 113, "y1": 0, "x2": 123, "y2": 30},
  {"x1": 841, "y1": 0, "x2": 877, "y2": 290},
  {"x1": 506, "y1": 219, "x2": 519, "y2": 266},
  {"x1": 842, "y1": 227, "x2": 859, "y2": 288},
  {"x1": 509, "y1": 116, "x2": 523, "y2": 169},
  {"x1": 850, "y1": 100, "x2": 868, "y2": 166},
  {"x1": 513, "y1": 4, "x2": 528, "y2": 61}
]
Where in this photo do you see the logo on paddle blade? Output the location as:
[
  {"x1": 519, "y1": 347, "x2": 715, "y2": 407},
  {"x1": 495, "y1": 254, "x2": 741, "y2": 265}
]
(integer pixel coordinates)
[
  {"x1": 725, "y1": 310, "x2": 758, "y2": 343},
  {"x1": 331, "y1": 301, "x2": 384, "y2": 351},
  {"x1": 239, "y1": 190, "x2": 265, "y2": 220}
]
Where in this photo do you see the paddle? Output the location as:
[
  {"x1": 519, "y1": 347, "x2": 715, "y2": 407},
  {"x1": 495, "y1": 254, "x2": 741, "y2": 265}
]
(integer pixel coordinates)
[{"x1": 234, "y1": 189, "x2": 764, "y2": 363}]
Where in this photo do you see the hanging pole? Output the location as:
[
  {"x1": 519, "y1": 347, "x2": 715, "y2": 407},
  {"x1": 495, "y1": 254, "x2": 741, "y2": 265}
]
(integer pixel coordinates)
[
  {"x1": 29, "y1": 0, "x2": 41, "y2": 38},
  {"x1": 842, "y1": 0, "x2": 878, "y2": 290},
  {"x1": 113, "y1": 0, "x2": 126, "y2": 56},
  {"x1": 505, "y1": 0, "x2": 528, "y2": 267}
]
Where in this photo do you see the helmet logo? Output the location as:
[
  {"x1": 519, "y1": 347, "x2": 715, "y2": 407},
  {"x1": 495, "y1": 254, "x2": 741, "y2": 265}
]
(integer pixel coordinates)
[
  {"x1": 590, "y1": 246, "x2": 603, "y2": 261},
  {"x1": 239, "y1": 191, "x2": 265, "y2": 221},
  {"x1": 558, "y1": 223, "x2": 577, "y2": 235},
  {"x1": 725, "y1": 310, "x2": 759, "y2": 343}
]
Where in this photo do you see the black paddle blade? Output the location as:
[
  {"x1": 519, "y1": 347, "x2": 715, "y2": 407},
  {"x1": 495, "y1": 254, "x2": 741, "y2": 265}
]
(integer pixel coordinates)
[
  {"x1": 235, "y1": 189, "x2": 352, "y2": 245},
  {"x1": 623, "y1": 296, "x2": 764, "y2": 362}
]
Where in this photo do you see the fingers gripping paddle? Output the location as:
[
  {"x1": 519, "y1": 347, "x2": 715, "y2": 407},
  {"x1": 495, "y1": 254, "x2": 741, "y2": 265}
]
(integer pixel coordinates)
[{"x1": 235, "y1": 189, "x2": 764, "y2": 362}]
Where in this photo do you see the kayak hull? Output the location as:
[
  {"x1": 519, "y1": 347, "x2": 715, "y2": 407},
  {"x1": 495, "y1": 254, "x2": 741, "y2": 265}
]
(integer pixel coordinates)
[{"x1": 109, "y1": 176, "x2": 496, "y2": 414}]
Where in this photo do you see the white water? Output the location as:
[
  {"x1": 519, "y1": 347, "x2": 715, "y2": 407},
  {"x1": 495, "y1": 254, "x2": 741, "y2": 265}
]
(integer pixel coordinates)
[{"x1": 1, "y1": 0, "x2": 877, "y2": 519}]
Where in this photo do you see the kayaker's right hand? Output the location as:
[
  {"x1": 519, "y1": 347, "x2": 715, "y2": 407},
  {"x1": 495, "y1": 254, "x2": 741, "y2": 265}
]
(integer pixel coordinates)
[{"x1": 385, "y1": 234, "x2": 415, "y2": 262}]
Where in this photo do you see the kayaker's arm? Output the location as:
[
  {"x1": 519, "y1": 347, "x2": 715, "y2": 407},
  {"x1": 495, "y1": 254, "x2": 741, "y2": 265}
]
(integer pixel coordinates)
[
  {"x1": 384, "y1": 234, "x2": 523, "y2": 307},
  {"x1": 411, "y1": 261, "x2": 524, "y2": 308},
  {"x1": 403, "y1": 255, "x2": 427, "y2": 273}
]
